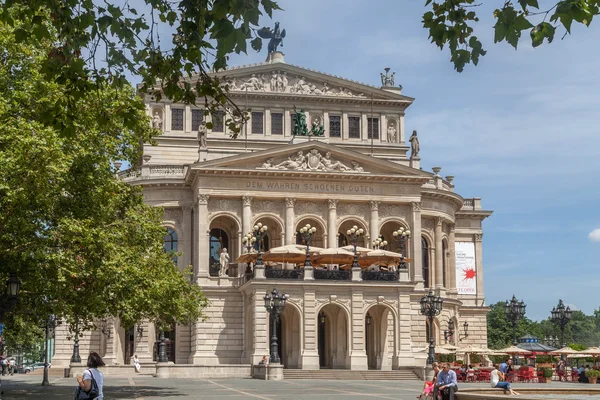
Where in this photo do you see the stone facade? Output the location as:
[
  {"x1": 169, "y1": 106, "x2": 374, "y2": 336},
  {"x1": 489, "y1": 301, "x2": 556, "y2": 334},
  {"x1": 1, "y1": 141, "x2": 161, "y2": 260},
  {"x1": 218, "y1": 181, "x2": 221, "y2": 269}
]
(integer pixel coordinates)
[{"x1": 53, "y1": 53, "x2": 493, "y2": 374}]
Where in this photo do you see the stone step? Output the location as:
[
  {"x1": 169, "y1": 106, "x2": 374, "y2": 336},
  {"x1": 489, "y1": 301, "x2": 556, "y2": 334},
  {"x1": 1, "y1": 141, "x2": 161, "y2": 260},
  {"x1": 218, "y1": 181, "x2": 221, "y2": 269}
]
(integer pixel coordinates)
[{"x1": 282, "y1": 369, "x2": 419, "y2": 380}]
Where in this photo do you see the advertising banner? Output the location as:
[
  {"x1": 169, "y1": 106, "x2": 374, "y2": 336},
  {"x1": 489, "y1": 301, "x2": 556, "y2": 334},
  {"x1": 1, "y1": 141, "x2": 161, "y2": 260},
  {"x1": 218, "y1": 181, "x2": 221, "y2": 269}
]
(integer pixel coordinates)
[{"x1": 455, "y1": 242, "x2": 477, "y2": 295}]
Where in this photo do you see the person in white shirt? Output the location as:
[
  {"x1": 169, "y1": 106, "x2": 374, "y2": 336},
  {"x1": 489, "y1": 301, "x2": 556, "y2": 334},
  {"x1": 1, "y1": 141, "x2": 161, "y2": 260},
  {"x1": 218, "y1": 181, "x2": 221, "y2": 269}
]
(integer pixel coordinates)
[
  {"x1": 490, "y1": 364, "x2": 519, "y2": 395},
  {"x1": 133, "y1": 354, "x2": 141, "y2": 373},
  {"x1": 76, "y1": 352, "x2": 105, "y2": 399}
]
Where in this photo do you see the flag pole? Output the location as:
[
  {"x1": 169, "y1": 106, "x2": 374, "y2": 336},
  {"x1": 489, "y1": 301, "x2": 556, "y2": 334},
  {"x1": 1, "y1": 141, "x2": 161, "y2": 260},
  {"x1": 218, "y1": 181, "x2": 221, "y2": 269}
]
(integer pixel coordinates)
[
  {"x1": 244, "y1": 87, "x2": 248, "y2": 152},
  {"x1": 370, "y1": 93, "x2": 374, "y2": 156}
]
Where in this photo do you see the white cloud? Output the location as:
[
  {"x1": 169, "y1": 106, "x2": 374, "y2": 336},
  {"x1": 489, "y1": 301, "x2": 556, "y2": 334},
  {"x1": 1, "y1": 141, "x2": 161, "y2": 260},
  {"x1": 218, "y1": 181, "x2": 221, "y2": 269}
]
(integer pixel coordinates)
[{"x1": 589, "y1": 229, "x2": 600, "y2": 243}]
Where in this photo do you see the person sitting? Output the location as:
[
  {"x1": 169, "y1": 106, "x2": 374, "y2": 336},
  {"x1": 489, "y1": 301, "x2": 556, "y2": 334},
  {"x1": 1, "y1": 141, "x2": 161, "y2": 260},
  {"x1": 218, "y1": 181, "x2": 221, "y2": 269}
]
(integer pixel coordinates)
[
  {"x1": 436, "y1": 363, "x2": 458, "y2": 400},
  {"x1": 418, "y1": 362, "x2": 439, "y2": 399},
  {"x1": 258, "y1": 355, "x2": 269, "y2": 366},
  {"x1": 490, "y1": 363, "x2": 520, "y2": 395}
]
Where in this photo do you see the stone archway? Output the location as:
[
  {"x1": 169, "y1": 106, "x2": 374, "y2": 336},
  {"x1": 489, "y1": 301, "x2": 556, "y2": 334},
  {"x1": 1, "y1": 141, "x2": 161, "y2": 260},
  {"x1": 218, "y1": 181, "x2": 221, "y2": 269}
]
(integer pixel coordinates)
[
  {"x1": 253, "y1": 215, "x2": 284, "y2": 251},
  {"x1": 318, "y1": 304, "x2": 349, "y2": 369},
  {"x1": 295, "y1": 217, "x2": 326, "y2": 249},
  {"x1": 209, "y1": 214, "x2": 240, "y2": 277},
  {"x1": 379, "y1": 220, "x2": 410, "y2": 256},
  {"x1": 365, "y1": 304, "x2": 396, "y2": 370},
  {"x1": 279, "y1": 305, "x2": 302, "y2": 369}
]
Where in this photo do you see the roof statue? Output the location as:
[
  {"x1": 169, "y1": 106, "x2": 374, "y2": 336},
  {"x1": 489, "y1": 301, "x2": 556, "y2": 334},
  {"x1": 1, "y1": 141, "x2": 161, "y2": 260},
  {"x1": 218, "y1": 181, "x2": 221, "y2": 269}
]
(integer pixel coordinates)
[
  {"x1": 257, "y1": 22, "x2": 286, "y2": 54},
  {"x1": 380, "y1": 67, "x2": 395, "y2": 87},
  {"x1": 409, "y1": 130, "x2": 420, "y2": 159}
]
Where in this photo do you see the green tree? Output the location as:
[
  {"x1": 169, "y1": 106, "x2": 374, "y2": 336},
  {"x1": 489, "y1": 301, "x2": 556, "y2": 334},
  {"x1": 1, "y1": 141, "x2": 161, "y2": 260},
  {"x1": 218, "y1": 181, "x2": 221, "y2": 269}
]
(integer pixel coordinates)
[
  {"x1": 486, "y1": 301, "x2": 539, "y2": 349},
  {"x1": 0, "y1": 16, "x2": 207, "y2": 333},
  {"x1": 423, "y1": 0, "x2": 600, "y2": 71}
]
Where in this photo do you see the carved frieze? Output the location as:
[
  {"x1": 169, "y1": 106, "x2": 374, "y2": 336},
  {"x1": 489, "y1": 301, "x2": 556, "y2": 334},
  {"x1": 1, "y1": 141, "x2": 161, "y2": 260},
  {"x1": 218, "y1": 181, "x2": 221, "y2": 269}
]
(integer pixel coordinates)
[
  {"x1": 253, "y1": 200, "x2": 284, "y2": 215},
  {"x1": 207, "y1": 198, "x2": 242, "y2": 215},
  {"x1": 258, "y1": 149, "x2": 365, "y2": 173},
  {"x1": 421, "y1": 219, "x2": 434, "y2": 231},
  {"x1": 295, "y1": 201, "x2": 326, "y2": 218},
  {"x1": 378, "y1": 204, "x2": 409, "y2": 219},
  {"x1": 163, "y1": 208, "x2": 182, "y2": 223},
  {"x1": 337, "y1": 203, "x2": 368, "y2": 218},
  {"x1": 226, "y1": 72, "x2": 366, "y2": 98}
]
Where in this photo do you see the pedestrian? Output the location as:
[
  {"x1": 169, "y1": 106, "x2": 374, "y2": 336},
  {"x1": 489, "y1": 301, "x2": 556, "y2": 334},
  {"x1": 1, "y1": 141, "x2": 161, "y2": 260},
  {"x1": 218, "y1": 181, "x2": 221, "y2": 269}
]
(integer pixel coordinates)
[
  {"x1": 0, "y1": 357, "x2": 7, "y2": 375},
  {"x1": 133, "y1": 354, "x2": 141, "y2": 373},
  {"x1": 490, "y1": 363, "x2": 520, "y2": 395},
  {"x1": 435, "y1": 362, "x2": 458, "y2": 400},
  {"x1": 418, "y1": 362, "x2": 439, "y2": 399},
  {"x1": 75, "y1": 351, "x2": 105, "y2": 399},
  {"x1": 8, "y1": 359, "x2": 15, "y2": 375}
]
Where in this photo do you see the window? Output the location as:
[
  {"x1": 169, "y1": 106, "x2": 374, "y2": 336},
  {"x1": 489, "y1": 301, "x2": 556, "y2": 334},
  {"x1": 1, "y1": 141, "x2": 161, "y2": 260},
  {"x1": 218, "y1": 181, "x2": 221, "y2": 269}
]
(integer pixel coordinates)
[
  {"x1": 338, "y1": 233, "x2": 349, "y2": 247},
  {"x1": 442, "y1": 240, "x2": 448, "y2": 287},
  {"x1": 367, "y1": 117, "x2": 379, "y2": 139},
  {"x1": 212, "y1": 111, "x2": 224, "y2": 132},
  {"x1": 164, "y1": 228, "x2": 178, "y2": 264},
  {"x1": 171, "y1": 108, "x2": 184, "y2": 131},
  {"x1": 209, "y1": 228, "x2": 229, "y2": 276},
  {"x1": 191, "y1": 109, "x2": 204, "y2": 131},
  {"x1": 271, "y1": 113, "x2": 283, "y2": 135},
  {"x1": 348, "y1": 116, "x2": 360, "y2": 138},
  {"x1": 422, "y1": 237, "x2": 430, "y2": 288},
  {"x1": 329, "y1": 115, "x2": 341, "y2": 137},
  {"x1": 252, "y1": 112, "x2": 264, "y2": 134},
  {"x1": 253, "y1": 234, "x2": 270, "y2": 252}
]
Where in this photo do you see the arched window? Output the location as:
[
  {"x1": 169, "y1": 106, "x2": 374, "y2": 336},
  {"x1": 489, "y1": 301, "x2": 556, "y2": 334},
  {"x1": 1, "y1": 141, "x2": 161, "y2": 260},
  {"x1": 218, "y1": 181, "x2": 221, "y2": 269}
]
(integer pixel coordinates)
[
  {"x1": 422, "y1": 237, "x2": 429, "y2": 288},
  {"x1": 253, "y1": 234, "x2": 270, "y2": 252},
  {"x1": 338, "y1": 233, "x2": 349, "y2": 247},
  {"x1": 164, "y1": 228, "x2": 178, "y2": 264},
  {"x1": 442, "y1": 240, "x2": 448, "y2": 287},
  {"x1": 209, "y1": 228, "x2": 229, "y2": 276}
]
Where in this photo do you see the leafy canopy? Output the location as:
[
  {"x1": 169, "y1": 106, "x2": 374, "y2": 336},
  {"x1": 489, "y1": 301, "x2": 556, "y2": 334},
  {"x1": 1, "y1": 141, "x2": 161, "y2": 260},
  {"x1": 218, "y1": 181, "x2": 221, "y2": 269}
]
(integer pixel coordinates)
[
  {"x1": 0, "y1": 14, "x2": 207, "y2": 333},
  {"x1": 423, "y1": 0, "x2": 600, "y2": 72}
]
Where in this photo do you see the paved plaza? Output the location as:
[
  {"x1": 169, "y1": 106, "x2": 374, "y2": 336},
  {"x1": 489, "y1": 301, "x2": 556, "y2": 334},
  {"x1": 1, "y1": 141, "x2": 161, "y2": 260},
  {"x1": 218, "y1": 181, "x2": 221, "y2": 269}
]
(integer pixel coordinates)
[{"x1": 0, "y1": 374, "x2": 597, "y2": 399}]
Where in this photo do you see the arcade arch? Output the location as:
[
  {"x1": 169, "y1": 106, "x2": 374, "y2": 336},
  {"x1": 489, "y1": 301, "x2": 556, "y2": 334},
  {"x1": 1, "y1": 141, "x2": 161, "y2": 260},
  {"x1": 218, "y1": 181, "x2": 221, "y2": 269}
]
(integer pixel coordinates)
[
  {"x1": 209, "y1": 214, "x2": 240, "y2": 277},
  {"x1": 337, "y1": 219, "x2": 368, "y2": 248},
  {"x1": 253, "y1": 214, "x2": 284, "y2": 251},
  {"x1": 365, "y1": 304, "x2": 397, "y2": 370},
  {"x1": 318, "y1": 304, "x2": 350, "y2": 369},
  {"x1": 295, "y1": 217, "x2": 326, "y2": 249}
]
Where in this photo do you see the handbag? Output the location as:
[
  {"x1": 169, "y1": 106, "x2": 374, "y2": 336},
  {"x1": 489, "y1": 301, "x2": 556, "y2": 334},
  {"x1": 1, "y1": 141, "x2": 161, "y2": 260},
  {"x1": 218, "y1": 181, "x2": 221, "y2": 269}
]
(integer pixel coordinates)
[{"x1": 74, "y1": 369, "x2": 100, "y2": 400}]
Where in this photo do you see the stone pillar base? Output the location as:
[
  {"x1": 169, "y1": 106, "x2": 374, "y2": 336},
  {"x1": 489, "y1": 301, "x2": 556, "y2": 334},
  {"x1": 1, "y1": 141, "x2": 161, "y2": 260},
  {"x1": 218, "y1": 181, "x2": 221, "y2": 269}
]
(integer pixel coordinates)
[
  {"x1": 254, "y1": 265, "x2": 266, "y2": 279},
  {"x1": 189, "y1": 353, "x2": 221, "y2": 365},
  {"x1": 409, "y1": 156, "x2": 420, "y2": 170},
  {"x1": 395, "y1": 352, "x2": 417, "y2": 367},
  {"x1": 155, "y1": 362, "x2": 172, "y2": 378},
  {"x1": 252, "y1": 363, "x2": 284, "y2": 380},
  {"x1": 300, "y1": 351, "x2": 320, "y2": 370},
  {"x1": 399, "y1": 269, "x2": 409, "y2": 282},
  {"x1": 351, "y1": 268, "x2": 362, "y2": 282},
  {"x1": 303, "y1": 267, "x2": 314, "y2": 280},
  {"x1": 349, "y1": 352, "x2": 368, "y2": 370}
]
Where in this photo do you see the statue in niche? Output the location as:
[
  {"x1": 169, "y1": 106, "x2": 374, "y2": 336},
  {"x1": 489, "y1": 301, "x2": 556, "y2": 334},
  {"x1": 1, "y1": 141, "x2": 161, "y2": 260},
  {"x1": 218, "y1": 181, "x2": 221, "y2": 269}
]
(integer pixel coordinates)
[
  {"x1": 409, "y1": 130, "x2": 420, "y2": 158},
  {"x1": 219, "y1": 248, "x2": 229, "y2": 277},
  {"x1": 291, "y1": 106, "x2": 309, "y2": 136},
  {"x1": 152, "y1": 111, "x2": 163, "y2": 130},
  {"x1": 276, "y1": 151, "x2": 306, "y2": 170},
  {"x1": 322, "y1": 152, "x2": 350, "y2": 171},
  {"x1": 387, "y1": 121, "x2": 397, "y2": 143},
  {"x1": 257, "y1": 22, "x2": 286, "y2": 53},
  {"x1": 309, "y1": 115, "x2": 325, "y2": 137},
  {"x1": 197, "y1": 119, "x2": 207, "y2": 149}
]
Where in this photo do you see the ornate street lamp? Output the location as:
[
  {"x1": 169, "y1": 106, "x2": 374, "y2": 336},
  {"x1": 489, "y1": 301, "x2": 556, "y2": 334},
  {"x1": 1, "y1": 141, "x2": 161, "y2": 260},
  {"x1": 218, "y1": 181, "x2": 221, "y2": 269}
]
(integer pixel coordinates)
[
  {"x1": 42, "y1": 315, "x2": 58, "y2": 386},
  {"x1": 392, "y1": 227, "x2": 411, "y2": 269},
  {"x1": 346, "y1": 225, "x2": 364, "y2": 273},
  {"x1": 463, "y1": 321, "x2": 469, "y2": 339},
  {"x1": 264, "y1": 288, "x2": 288, "y2": 364},
  {"x1": 420, "y1": 290, "x2": 443, "y2": 365},
  {"x1": 447, "y1": 320, "x2": 455, "y2": 344},
  {"x1": 505, "y1": 295, "x2": 526, "y2": 364},
  {"x1": 0, "y1": 273, "x2": 20, "y2": 321},
  {"x1": 157, "y1": 330, "x2": 168, "y2": 362},
  {"x1": 372, "y1": 236, "x2": 388, "y2": 250},
  {"x1": 551, "y1": 299, "x2": 572, "y2": 358},
  {"x1": 71, "y1": 321, "x2": 81, "y2": 363},
  {"x1": 298, "y1": 224, "x2": 317, "y2": 269},
  {"x1": 245, "y1": 222, "x2": 268, "y2": 268},
  {"x1": 241, "y1": 233, "x2": 256, "y2": 276}
]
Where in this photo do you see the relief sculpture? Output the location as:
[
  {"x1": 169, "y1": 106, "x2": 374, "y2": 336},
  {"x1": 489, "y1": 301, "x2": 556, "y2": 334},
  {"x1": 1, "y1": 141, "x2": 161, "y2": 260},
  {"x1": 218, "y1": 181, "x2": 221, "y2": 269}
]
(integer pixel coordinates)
[{"x1": 258, "y1": 149, "x2": 365, "y2": 173}]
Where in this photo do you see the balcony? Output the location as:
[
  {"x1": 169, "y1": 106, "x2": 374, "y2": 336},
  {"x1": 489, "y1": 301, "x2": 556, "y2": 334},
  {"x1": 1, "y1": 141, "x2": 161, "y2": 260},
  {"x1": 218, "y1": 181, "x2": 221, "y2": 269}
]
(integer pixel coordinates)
[
  {"x1": 265, "y1": 269, "x2": 304, "y2": 280},
  {"x1": 314, "y1": 270, "x2": 351, "y2": 281},
  {"x1": 361, "y1": 270, "x2": 399, "y2": 281}
]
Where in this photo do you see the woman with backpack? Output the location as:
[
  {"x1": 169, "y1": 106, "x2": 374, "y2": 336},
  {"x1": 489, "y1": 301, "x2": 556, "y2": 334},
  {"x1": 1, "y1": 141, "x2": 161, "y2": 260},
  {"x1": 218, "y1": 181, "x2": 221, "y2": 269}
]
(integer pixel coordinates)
[{"x1": 76, "y1": 352, "x2": 105, "y2": 399}]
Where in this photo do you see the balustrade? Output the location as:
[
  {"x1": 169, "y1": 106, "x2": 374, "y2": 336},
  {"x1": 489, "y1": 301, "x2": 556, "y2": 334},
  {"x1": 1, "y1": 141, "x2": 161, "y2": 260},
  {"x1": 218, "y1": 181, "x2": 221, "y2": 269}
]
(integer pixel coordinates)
[{"x1": 314, "y1": 269, "x2": 351, "y2": 280}]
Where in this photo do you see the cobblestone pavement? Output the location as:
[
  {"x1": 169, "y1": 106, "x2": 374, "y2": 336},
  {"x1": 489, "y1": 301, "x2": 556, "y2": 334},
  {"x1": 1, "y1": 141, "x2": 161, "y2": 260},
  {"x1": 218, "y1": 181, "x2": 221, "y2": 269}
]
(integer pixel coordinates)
[{"x1": 0, "y1": 374, "x2": 595, "y2": 399}]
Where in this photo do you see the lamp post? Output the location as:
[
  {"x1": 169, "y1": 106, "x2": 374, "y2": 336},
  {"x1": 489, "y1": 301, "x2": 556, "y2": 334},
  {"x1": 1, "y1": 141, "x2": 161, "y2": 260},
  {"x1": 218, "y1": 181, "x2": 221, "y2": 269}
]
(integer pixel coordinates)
[
  {"x1": 372, "y1": 236, "x2": 388, "y2": 250},
  {"x1": 420, "y1": 290, "x2": 443, "y2": 365},
  {"x1": 392, "y1": 227, "x2": 411, "y2": 269},
  {"x1": 551, "y1": 299, "x2": 572, "y2": 359},
  {"x1": 264, "y1": 288, "x2": 288, "y2": 364},
  {"x1": 245, "y1": 223, "x2": 268, "y2": 269},
  {"x1": 447, "y1": 320, "x2": 455, "y2": 345},
  {"x1": 71, "y1": 321, "x2": 81, "y2": 363},
  {"x1": 346, "y1": 225, "x2": 364, "y2": 274},
  {"x1": 0, "y1": 273, "x2": 20, "y2": 321},
  {"x1": 241, "y1": 234, "x2": 255, "y2": 276},
  {"x1": 299, "y1": 224, "x2": 317, "y2": 269},
  {"x1": 505, "y1": 295, "x2": 526, "y2": 364},
  {"x1": 42, "y1": 315, "x2": 58, "y2": 386}
]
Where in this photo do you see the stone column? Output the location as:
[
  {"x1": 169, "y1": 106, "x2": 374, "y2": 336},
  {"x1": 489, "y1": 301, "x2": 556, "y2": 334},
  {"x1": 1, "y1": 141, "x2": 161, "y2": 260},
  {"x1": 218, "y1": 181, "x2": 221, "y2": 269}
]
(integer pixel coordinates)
[
  {"x1": 410, "y1": 202, "x2": 423, "y2": 287},
  {"x1": 328, "y1": 200, "x2": 338, "y2": 248},
  {"x1": 448, "y1": 226, "x2": 457, "y2": 295},
  {"x1": 196, "y1": 193, "x2": 210, "y2": 283},
  {"x1": 284, "y1": 197, "x2": 296, "y2": 245},
  {"x1": 369, "y1": 201, "x2": 379, "y2": 247},
  {"x1": 301, "y1": 290, "x2": 320, "y2": 369},
  {"x1": 475, "y1": 233, "x2": 485, "y2": 303},
  {"x1": 349, "y1": 290, "x2": 368, "y2": 370},
  {"x1": 182, "y1": 206, "x2": 193, "y2": 270},
  {"x1": 395, "y1": 292, "x2": 416, "y2": 367},
  {"x1": 434, "y1": 217, "x2": 443, "y2": 290},
  {"x1": 252, "y1": 292, "x2": 270, "y2": 364},
  {"x1": 242, "y1": 196, "x2": 252, "y2": 236}
]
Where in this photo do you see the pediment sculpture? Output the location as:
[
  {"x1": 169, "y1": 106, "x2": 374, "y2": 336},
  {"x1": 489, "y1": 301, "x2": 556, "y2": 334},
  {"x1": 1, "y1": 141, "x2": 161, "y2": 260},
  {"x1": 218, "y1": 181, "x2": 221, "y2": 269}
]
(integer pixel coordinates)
[
  {"x1": 225, "y1": 72, "x2": 366, "y2": 98},
  {"x1": 258, "y1": 150, "x2": 366, "y2": 173}
]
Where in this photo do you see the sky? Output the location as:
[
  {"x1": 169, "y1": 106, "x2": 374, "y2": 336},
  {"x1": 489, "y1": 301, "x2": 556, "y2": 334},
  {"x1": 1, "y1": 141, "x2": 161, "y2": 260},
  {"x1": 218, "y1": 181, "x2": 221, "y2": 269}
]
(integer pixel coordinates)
[{"x1": 130, "y1": 0, "x2": 600, "y2": 321}]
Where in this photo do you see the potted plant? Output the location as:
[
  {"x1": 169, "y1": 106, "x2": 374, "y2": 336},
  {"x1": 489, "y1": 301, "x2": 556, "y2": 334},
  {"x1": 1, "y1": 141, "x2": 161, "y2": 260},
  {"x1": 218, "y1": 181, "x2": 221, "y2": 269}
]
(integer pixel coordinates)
[
  {"x1": 585, "y1": 369, "x2": 600, "y2": 384},
  {"x1": 539, "y1": 367, "x2": 553, "y2": 383}
]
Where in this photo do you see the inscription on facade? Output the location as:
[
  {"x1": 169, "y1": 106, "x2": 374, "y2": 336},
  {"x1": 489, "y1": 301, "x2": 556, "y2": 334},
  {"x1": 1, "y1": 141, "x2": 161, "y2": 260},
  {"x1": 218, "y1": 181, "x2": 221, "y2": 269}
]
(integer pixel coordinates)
[{"x1": 245, "y1": 181, "x2": 375, "y2": 193}]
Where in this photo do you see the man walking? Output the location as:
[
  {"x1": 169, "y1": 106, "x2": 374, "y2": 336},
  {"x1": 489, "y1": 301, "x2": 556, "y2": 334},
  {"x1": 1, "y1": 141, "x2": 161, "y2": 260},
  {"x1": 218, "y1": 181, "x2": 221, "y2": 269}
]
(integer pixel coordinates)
[{"x1": 436, "y1": 363, "x2": 458, "y2": 400}]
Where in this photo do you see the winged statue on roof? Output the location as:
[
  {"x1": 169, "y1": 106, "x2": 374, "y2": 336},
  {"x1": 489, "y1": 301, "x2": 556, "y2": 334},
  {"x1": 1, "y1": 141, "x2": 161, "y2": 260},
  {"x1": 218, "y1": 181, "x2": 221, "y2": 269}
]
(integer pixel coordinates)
[{"x1": 257, "y1": 22, "x2": 286, "y2": 53}]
